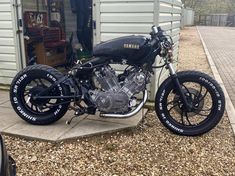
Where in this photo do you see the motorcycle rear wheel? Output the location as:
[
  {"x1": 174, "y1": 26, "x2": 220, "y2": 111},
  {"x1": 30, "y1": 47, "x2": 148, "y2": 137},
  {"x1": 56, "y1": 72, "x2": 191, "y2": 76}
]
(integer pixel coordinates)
[
  {"x1": 155, "y1": 71, "x2": 225, "y2": 136},
  {"x1": 10, "y1": 65, "x2": 70, "y2": 125}
]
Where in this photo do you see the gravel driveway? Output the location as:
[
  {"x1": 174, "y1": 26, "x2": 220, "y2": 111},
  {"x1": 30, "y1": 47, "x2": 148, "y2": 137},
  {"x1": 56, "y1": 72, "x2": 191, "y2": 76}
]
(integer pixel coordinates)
[{"x1": 3, "y1": 27, "x2": 235, "y2": 176}]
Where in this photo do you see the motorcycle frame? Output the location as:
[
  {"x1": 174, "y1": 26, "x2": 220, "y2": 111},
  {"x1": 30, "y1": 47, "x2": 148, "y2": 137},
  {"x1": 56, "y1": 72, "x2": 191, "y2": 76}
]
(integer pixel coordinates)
[
  {"x1": 32, "y1": 36, "x2": 192, "y2": 114},
  {"x1": 33, "y1": 60, "x2": 191, "y2": 113}
]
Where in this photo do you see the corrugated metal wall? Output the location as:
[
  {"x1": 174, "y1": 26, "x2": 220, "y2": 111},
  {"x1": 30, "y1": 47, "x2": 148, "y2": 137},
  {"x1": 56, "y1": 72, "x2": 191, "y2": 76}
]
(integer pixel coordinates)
[
  {"x1": 95, "y1": 0, "x2": 182, "y2": 100},
  {"x1": 0, "y1": 0, "x2": 19, "y2": 85}
]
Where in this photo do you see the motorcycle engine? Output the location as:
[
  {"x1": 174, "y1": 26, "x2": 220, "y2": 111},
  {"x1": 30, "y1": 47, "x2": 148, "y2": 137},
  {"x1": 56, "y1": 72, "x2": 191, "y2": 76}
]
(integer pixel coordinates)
[{"x1": 89, "y1": 66, "x2": 149, "y2": 113}]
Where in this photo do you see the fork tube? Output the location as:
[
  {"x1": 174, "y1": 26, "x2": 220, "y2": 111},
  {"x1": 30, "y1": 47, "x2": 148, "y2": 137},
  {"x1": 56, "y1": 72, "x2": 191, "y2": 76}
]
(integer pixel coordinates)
[
  {"x1": 168, "y1": 63, "x2": 191, "y2": 111},
  {"x1": 168, "y1": 63, "x2": 176, "y2": 75}
]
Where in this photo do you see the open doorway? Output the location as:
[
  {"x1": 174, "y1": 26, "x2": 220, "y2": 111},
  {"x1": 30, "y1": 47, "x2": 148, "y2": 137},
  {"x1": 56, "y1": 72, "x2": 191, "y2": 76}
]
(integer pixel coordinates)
[{"x1": 21, "y1": 0, "x2": 93, "y2": 68}]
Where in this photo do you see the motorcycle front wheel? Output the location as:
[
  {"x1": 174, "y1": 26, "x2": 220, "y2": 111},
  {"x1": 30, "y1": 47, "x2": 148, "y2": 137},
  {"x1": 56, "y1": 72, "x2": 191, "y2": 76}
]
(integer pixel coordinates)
[
  {"x1": 155, "y1": 71, "x2": 225, "y2": 136},
  {"x1": 10, "y1": 65, "x2": 70, "y2": 125}
]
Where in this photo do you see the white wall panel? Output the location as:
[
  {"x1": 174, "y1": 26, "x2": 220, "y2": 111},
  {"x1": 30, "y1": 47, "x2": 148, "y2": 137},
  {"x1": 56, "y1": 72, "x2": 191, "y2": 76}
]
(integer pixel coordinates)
[
  {"x1": 100, "y1": 2, "x2": 154, "y2": 13},
  {"x1": 0, "y1": 61, "x2": 16, "y2": 70},
  {"x1": 0, "y1": 21, "x2": 13, "y2": 29},
  {"x1": 0, "y1": 38, "x2": 14, "y2": 46},
  {"x1": 0, "y1": 53, "x2": 16, "y2": 62},
  {"x1": 0, "y1": 46, "x2": 15, "y2": 54},
  {"x1": 101, "y1": 23, "x2": 152, "y2": 33},
  {"x1": 0, "y1": 0, "x2": 18, "y2": 85},
  {"x1": 0, "y1": 12, "x2": 12, "y2": 21},
  {"x1": 0, "y1": 29, "x2": 14, "y2": 37},
  {"x1": 101, "y1": 13, "x2": 153, "y2": 23},
  {"x1": 96, "y1": 0, "x2": 154, "y2": 42},
  {"x1": 0, "y1": 4, "x2": 11, "y2": 12}
]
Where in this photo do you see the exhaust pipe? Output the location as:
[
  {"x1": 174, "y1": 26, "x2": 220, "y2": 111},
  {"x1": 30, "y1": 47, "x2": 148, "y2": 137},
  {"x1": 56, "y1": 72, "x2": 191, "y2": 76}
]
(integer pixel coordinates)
[{"x1": 100, "y1": 90, "x2": 148, "y2": 118}]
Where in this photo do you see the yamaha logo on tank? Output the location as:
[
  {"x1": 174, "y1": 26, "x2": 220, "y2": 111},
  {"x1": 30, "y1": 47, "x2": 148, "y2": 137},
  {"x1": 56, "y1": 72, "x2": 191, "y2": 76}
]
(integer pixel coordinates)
[{"x1": 123, "y1": 44, "x2": 140, "y2": 50}]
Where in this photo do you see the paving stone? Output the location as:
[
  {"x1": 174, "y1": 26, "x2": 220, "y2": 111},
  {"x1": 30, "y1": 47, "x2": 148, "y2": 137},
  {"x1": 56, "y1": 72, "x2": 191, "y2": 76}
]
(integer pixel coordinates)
[
  {"x1": 198, "y1": 27, "x2": 235, "y2": 107},
  {"x1": 198, "y1": 26, "x2": 235, "y2": 129}
]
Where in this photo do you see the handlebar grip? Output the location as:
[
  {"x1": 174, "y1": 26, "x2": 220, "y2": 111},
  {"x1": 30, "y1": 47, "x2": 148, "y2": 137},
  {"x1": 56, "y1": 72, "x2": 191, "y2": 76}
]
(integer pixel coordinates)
[
  {"x1": 152, "y1": 26, "x2": 158, "y2": 34},
  {"x1": 152, "y1": 26, "x2": 164, "y2": 36}
]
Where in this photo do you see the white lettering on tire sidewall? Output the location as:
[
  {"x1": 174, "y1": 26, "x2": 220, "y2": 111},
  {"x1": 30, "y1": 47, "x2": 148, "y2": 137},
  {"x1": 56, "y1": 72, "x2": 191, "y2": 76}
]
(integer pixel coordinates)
[
  {"x1": 12, "y1": 73, "x2": 64, "y2": 121},
  {"x1": 158, "y1": 89, "x2": 184, "y2": 133},
  {"x1": 199, "y1": 76, "x2": 223, "y2": 112}
]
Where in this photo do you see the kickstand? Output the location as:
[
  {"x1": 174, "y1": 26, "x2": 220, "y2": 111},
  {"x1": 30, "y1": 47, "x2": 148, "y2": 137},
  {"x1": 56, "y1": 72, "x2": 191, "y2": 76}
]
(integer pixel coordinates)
[
  {"x1": 139, "y1": 108, "x2": 147, "y2": 129},
  {"x1": 66, "y1": 108, "x2": 85, "y2": 125},
  {"x1": 66, "y1": 115, "x2": 77, "y2": 125}
]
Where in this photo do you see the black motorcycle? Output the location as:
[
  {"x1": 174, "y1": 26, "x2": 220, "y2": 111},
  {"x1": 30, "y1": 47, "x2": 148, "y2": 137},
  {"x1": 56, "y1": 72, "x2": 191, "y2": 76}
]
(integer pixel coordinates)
[{"x1": 10, "y1": 26, "x2": 225, "y2": 136}]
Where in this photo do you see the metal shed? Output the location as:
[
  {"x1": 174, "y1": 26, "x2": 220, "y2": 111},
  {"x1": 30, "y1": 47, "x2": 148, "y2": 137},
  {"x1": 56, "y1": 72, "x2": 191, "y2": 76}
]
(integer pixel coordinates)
[
  {"x1": 181, "y1": 7, "x2": 194, "y2": 27},
  {"x1": 0, "y1": 0, "x2": 182, "y2": 100}
]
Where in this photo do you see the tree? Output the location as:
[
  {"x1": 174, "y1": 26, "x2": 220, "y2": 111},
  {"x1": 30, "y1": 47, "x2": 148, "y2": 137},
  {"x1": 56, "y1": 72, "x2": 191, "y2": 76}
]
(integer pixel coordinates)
[{"x1": 182, "y1": 0, "x2": 235, "y2": 15}]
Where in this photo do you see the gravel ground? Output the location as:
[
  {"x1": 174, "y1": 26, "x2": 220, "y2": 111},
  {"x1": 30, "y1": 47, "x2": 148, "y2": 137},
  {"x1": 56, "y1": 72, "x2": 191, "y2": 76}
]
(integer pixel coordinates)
[{"x1": 3, "y1": 27, "x2": 235, "y2": 176}]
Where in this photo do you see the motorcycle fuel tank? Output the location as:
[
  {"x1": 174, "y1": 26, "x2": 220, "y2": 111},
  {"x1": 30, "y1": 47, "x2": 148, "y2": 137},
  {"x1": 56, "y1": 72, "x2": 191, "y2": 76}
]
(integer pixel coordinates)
[{"x1": 93, "y1": 36, "x2": 152, "y2": 64}]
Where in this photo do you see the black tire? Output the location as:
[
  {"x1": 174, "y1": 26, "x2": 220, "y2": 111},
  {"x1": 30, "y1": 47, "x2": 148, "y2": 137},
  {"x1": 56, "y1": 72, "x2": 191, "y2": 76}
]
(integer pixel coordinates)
[
  {"x1": 155, "y1": 71, "x2": 225, "y2": 136},
  {"x1": 10, "y1": 64, "x2": 70, "y2": 125}
]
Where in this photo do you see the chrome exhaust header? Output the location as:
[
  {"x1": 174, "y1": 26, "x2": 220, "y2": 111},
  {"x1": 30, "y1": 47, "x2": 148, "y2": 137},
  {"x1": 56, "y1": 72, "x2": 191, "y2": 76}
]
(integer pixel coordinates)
[{"x1": 100, "y1": 90, "x2": 148, "y2": 118}]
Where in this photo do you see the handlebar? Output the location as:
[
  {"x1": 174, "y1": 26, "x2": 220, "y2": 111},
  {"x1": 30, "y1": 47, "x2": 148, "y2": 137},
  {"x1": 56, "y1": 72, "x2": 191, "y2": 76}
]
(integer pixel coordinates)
[
  {"x1": 152, "y1": 26, "x2": 158, "y2": 34},
  {"x1": 151, "y1": 26, "x2": 165, "y2": 40},
  {"x1": 149, "y1": 26, "x2": 166, "y2": 47},
  {"x1": 149, "y1": 26, "x2": 173, "y2": 55},
  {"x1": 152, "y1": 26, "x2": 163, "y2": 35}
]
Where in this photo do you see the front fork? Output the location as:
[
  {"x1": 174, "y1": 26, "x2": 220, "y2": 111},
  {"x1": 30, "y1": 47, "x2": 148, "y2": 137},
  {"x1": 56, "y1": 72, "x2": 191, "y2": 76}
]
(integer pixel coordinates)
[{"x1": 167, "y1": 63, "x2": 192, "y2": 111}]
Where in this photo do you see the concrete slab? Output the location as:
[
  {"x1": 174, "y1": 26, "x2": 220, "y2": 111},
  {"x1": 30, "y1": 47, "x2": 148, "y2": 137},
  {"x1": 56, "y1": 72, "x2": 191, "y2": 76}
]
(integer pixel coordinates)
[
  {"x1": 0, "y1": 107, "x2": 20, "y2": 131},
  {"x1": 0, "y1": 100, "x2": 11, "y2": 108},
  {"x1": 231, "y1": 124, "x2": 235, "y2": 136},
  {"x1": 0, "y1": 95, "x2": 147, "y2": 141},
  {"x1": 3, "y1": 111, "x2": 87, "y2": 141},
  {"x1": 59, "y1": 109, "x2": 147, "y2": 141},
  {"x1": 0, "y1": 90, "x2": 9, "y2": 105},
  {"x1": 59, "y1": 119, "x2": 130, "y2": 140}
]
